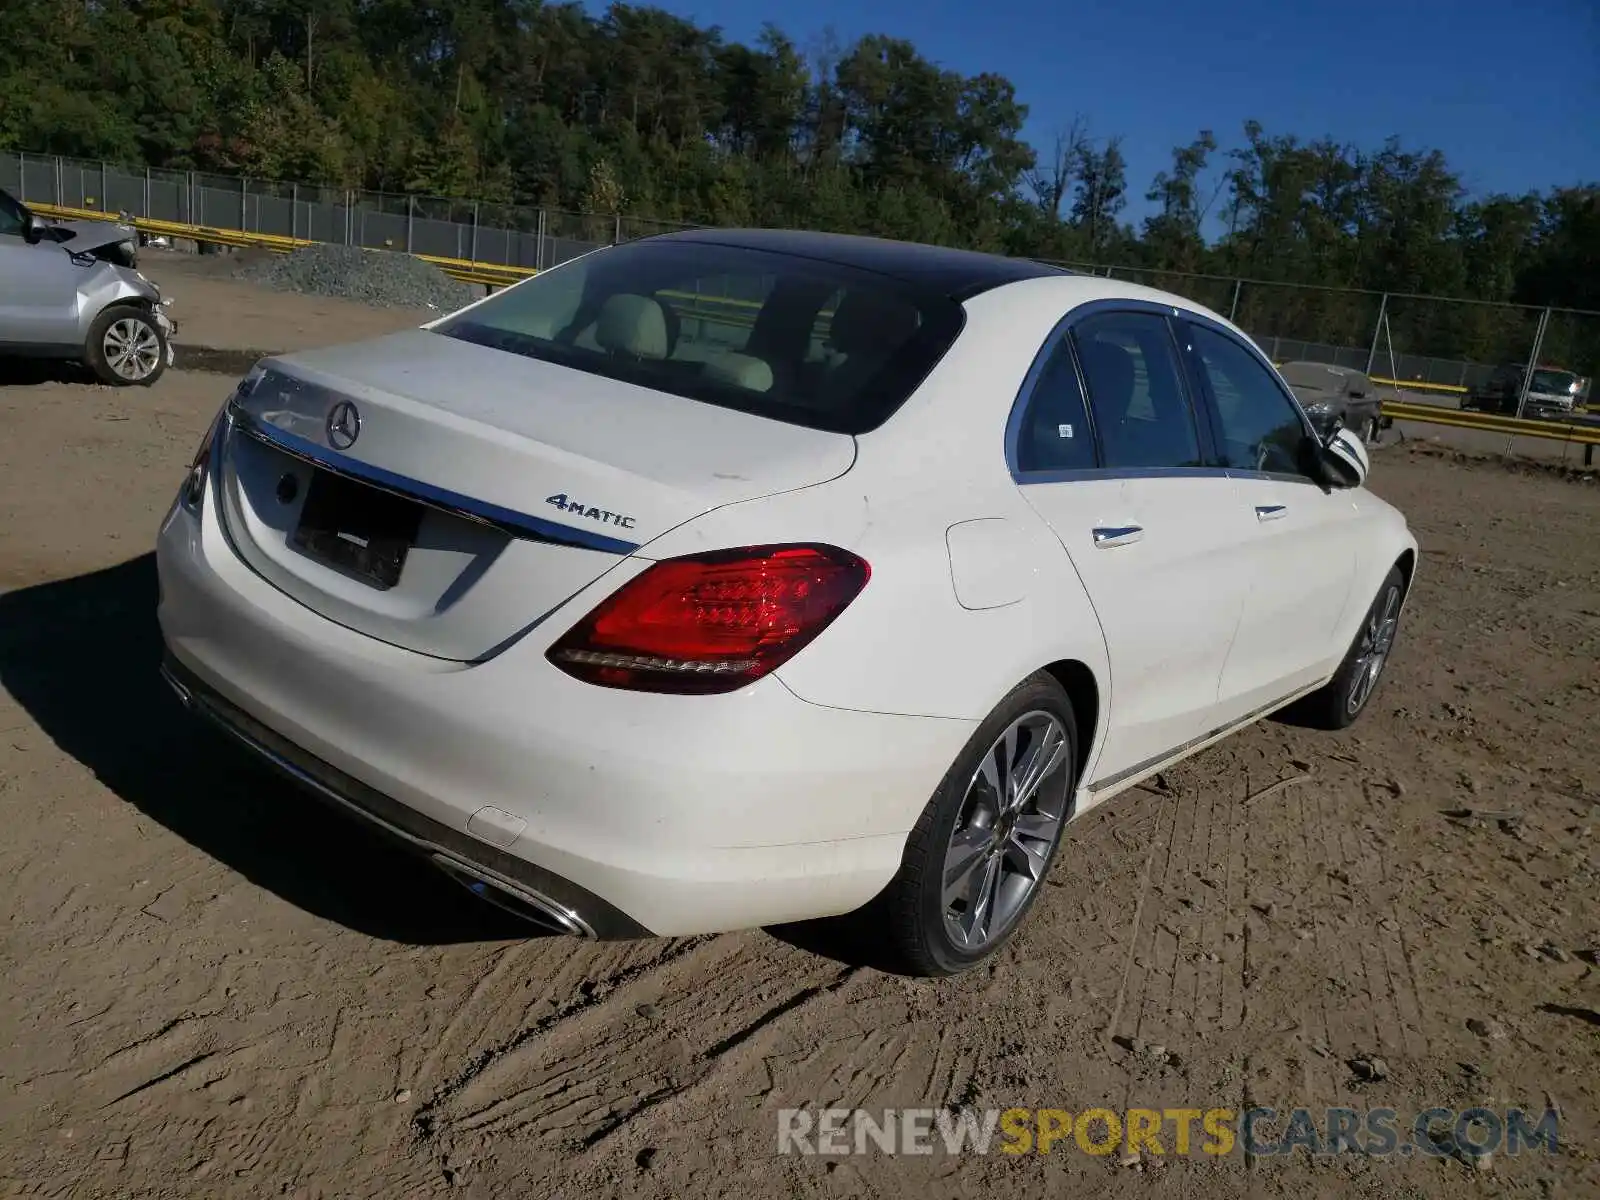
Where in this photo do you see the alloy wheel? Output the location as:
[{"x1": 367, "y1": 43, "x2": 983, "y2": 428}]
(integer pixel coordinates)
[
  {"x1": 1347, "y1": 584, "x2": 1401, "y2": 715},
  {"x1": 942, "y1": 710, "x2": 1071, "y2": 952},
  {"x1": 103, "y1": 318, "x2": 162, "y2": 382}
]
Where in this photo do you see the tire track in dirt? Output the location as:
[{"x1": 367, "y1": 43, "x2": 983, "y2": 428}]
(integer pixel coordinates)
[
  {"x1": 413, "y1": 936, "x2": 853, "y2": 1153},
  {"x1": 403, "y1": 934, "x2": 718, "y2": 1113}
]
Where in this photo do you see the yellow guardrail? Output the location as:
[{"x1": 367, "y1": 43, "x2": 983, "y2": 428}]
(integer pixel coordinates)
[
  {"x1": 28, "y1": 201, "x2": 538, "y2": 289},
  {"x1": 1382, "y1": 399, "x2": 1600, "y2": 446},
  {"x1": 1373, "y1": 377, "x2": 1467, "y2": 394}
]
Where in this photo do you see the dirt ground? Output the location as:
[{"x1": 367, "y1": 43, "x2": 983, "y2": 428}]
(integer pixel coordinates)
[{"x1": 2, "y1": 301, "x2": 1599, "y2": 1197}]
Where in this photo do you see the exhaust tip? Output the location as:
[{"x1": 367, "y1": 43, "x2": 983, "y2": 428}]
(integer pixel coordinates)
[{"x1": 429, "y1": 854, "x2": 591, "y2": 937}]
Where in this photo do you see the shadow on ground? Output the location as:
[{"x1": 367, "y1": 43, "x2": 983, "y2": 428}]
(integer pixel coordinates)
[
  {"x1": 0, "y1": 358, "x2": 98, "y2": 387},
  {"x1": 0, "y1": 553, "x2": 533, "y2": 945},
  {"x1": 0, "y1": 346, "x2": 270, "y2": 388}
]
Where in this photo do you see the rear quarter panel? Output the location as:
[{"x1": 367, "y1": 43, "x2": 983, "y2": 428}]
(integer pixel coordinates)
[{"x1": 632, "y1": 277, "x2": 1116, "y2": 755}]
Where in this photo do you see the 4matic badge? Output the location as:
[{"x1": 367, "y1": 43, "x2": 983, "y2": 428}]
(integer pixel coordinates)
[{"x1": 545, "y1": 493, "x2": 637, "y2": 530}]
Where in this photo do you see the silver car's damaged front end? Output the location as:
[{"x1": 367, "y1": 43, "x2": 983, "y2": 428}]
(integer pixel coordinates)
[
  {"x1": 77, "y1": 261, "x2": 178, "y2": 360},
  {"x1": 0, "y1": 196, "x2": 178, "y2": 383}
]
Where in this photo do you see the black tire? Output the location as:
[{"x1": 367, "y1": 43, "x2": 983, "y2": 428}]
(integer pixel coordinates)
[
  {"x1": 1292, "y1": 565, "x2": 1406, "y2": 731},
  {"x1": 84, "y1": 305, "x2": 168, "y2": 387},
  {"x1": 872, "y1": 673, "x2": 1078, "y2": 977}
]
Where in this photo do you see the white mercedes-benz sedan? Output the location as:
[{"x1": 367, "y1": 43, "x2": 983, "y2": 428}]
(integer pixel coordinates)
[{"x1": 155, "y1": 229, "x2": 1416, "y2": 976}]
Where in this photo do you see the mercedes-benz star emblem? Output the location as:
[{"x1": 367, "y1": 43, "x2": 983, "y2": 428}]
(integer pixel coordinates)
[{"x1": 326, "y1": 401, "x2": 361, "y2": 450}]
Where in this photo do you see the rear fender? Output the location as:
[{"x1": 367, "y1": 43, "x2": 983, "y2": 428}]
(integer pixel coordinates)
[{"x1": 632, "y1": 475, "x2": 1112, "y2": 757}]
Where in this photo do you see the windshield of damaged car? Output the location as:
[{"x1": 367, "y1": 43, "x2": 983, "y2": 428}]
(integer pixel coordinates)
[
  {"x1": 1530, "y1": 369, "x2": 1579, "y2": 394},
  {"x1": 432, "y1": 240, "x2": 965, "y2": 435}
]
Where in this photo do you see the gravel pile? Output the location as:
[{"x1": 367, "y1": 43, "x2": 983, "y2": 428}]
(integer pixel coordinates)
[{"x1": 237, "y1": 243, "x2": 480, "y2": 312}]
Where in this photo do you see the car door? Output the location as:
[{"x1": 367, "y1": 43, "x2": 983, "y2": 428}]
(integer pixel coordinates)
[
  {"x1": 1179, "y1": 319, "x2": 1362, "y2": 717},
  {"x1": 1009, "y1": 305, "x2": 1257, "y2": 789},
  {"x1": 0, "y1": 192, "x2": 79, "y2": 351}
]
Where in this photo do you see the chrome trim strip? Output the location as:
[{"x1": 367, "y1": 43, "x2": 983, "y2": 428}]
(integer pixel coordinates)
[
  {"x1": 427, "y1": 855, "x2": 587, "y2": 937},
  {"x1": 1016, "y1": 465, "x2": 1229, "y2": 485},
  {"x1": 1086, "y1": 680, "x2": 1325, "y2": 793},
  {"x1": 1225, "y1": 469, "x2": 1324, "y2": 486},
  {"x1": 227, "y1": 401, "x2": 642, "y2": 556},
  {"x1": 161, "y1": 660, "x2": 599, "y2": 937},
  {"x1": 1092, "y1": 524, "x2": 1144, "y2": 548}
]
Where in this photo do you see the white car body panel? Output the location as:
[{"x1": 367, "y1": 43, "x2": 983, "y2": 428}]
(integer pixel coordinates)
[{"x1": 155, "y1": 256, "x2": 1418, "y2": 941}]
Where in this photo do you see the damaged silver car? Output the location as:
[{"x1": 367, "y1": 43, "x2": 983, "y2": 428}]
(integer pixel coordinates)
[{"x1": 0, "y1": 186, "x2": 177, "y2": 386}]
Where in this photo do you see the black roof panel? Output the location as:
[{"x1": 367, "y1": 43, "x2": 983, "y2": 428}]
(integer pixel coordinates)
[{"x1": 650, "y1": 227, "x2": 1071, "y2": 300}]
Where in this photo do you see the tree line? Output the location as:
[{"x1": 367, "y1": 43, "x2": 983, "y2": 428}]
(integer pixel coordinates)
[{"x1": 3, "y1": 0, "x2": 1595, "y2": 369}]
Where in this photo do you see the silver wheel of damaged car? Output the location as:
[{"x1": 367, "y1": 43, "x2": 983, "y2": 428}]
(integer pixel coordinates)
[{"x1": 103, "y1": 317, "x2": 163, "y2": 381}]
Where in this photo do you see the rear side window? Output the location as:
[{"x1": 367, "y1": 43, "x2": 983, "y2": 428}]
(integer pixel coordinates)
[
  {"x1": 1071, "y1": 311, "x2": 1203, "y2": 469},
  {"x1": 434, "y1": 241, "x2": 964, "y2": 435},
  {"x1": 1016, "y1": 338, "x2": 1096, "y2": 472}
]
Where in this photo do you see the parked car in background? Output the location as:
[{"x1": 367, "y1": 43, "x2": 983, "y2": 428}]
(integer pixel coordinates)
[
  {"x1": 1463, "y1": 363, "x2": 1591, "y2": 418},
  {"x1": 1277, "y1": 361, "x2": 1387, "y2": 443},
  {"x1": 157, "y1": 229, "x2": 1416, "y2": 976},
  {"x1": 0, "y1": 186, "x2": 177, "y2": 385}
]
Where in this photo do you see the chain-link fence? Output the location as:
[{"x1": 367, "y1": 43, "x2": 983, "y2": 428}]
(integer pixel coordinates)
[
  {"x1": 4, "y1": 149, "x2": 1597, "y2": 399},
  {"x1": 0, "y1": 151, "x2": 702, "y2": 271},
  {"x1": 1066, "y1": 260, "x2": 1598, "y2": 404}
]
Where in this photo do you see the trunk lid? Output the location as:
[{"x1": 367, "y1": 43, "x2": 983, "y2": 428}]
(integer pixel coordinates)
[{"x1": 215, "y1": 329, "x2": 856, "y2": 660}]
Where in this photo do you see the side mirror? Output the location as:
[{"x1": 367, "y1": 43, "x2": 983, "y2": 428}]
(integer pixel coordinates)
[
  {"x1": 1317, "y1": 426, "x2": 1369, "y2": 489},
  {"x1": 22, "y1": 212, "x2": 49, "y2": 245},
  {"x1": 1304, "y1": 403, "x2": 1342, "y2": 441}
]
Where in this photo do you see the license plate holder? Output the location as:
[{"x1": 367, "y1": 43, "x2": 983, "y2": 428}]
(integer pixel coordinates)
[{"x1": 291, "y1": 470, "x2": 422, "y2": 590}]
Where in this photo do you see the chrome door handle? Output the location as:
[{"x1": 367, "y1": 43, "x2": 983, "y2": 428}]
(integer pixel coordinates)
[
  {"x1": 1255, "y1": 505, "x2": 1288, "y2": 522},
  {"x1": 1092, "y1": 524, "x2": 1144, "y2": 548}
]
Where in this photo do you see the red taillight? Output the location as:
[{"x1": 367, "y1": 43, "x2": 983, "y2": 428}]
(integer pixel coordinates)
[{"x1": 547, "y1": 544, "x2": 871, "y2": 694}]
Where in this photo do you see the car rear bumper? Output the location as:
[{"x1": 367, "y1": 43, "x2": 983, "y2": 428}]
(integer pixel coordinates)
[{"x1": 154, "y1": 486, "x2": 973, "y2": 937}]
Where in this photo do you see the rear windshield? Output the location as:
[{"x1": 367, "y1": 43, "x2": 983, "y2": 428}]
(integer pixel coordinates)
[{"x1": 432, "y1": 239, "x2": 965, "y2": 434}]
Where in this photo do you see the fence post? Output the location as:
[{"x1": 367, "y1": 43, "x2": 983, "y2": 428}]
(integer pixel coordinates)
[
  {"x1": 241, "y1": 175, "x2": 248, "y2": 232},
  {"x1": 470, "y1": 201, "x2": 480, "y2": 263},
  {"x1": 1364, "y1": 293, "x2": 1390, "y2": 376},
  {"x1": 536, "y1": 208, "x2": 546, "y2": 270},
  {"x1": 99, "y1": 160, "x2": 106, "y2": 210},
  {"x1": 54, "y1": 156, "x2": 63, "y2": 206},
  {"x1": 143, "y1": 166, "x2": 151, "y2": 219},
  {"x1": 406, "y1": 195, "x2": 414, "y2": 254},
  {"x1": 1513, "y1": 308, "x2": 1552, "y2": 422},
  {"x1": 291, "y1": 182, "x2": 298, "y2": 240},
  {"x1": 1228, "y1": 278, "x2": 1242, "y2": 323},
  {"x1": 614, "y1": 213, "x2": 621, "y2": 245}
]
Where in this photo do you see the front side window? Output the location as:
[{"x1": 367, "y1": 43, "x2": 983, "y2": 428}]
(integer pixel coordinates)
[
  {"x1": 432, "y1": 240, "x2": 964, "y2": 435},
  {"x1": 1187, "y1": 323, "x2": 1310, "y2": 476},
  {"x1": 1070, "y1": 311, "x2": 1203, "y2": 469}
]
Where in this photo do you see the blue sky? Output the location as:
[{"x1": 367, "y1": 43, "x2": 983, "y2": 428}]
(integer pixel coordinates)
[{"x1": 597, "y1": 0, "x2": 1599, "y2": 224}]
